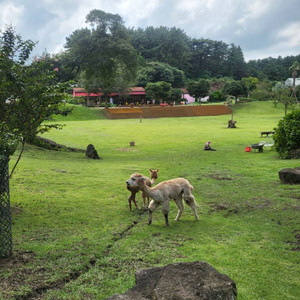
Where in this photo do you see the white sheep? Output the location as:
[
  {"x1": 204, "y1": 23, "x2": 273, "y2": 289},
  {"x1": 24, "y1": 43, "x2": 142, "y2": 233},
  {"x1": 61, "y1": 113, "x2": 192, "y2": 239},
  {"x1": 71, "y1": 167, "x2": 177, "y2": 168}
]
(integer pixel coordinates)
[
  {"x1": 126, "y1": 175, "x2": 199, "y2": 226},
  {"x1": 126, "y1": 169, "x2": 159, "y2": 211}
]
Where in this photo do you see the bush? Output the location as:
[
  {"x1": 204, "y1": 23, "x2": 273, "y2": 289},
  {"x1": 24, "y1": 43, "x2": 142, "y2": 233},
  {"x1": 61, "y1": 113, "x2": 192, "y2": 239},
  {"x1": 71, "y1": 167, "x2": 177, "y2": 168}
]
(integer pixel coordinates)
[
  {"x1": 274, "y1": 110, "x2": 300, "y2": 159},
  {"x1": 251, "y1": 89, "x2": 272, "y2": 101},
  {"x1": 209, "y1": 90, "x2": 225, "y2": 102}
]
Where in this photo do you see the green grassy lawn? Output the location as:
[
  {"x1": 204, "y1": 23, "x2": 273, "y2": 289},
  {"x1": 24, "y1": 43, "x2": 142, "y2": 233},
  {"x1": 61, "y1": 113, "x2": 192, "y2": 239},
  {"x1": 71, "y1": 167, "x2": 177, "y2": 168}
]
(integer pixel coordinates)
[{"x1": 1, "y1": 101, "x2": 299, "y2": 299}]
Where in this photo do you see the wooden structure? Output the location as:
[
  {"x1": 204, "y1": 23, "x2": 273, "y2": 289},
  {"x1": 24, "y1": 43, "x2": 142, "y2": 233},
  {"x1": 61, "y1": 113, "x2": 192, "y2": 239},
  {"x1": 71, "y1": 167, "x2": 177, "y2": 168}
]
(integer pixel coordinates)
[{"x1": 105, "y1": 105, "x2": 232, "y2": 119}]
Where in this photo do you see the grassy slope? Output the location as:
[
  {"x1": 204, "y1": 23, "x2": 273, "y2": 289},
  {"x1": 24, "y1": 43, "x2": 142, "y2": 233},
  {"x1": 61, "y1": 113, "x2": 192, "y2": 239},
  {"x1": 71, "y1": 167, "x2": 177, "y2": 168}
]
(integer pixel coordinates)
[{"x1": 1, "y1": 102, "x2": 299, "y2": 299}]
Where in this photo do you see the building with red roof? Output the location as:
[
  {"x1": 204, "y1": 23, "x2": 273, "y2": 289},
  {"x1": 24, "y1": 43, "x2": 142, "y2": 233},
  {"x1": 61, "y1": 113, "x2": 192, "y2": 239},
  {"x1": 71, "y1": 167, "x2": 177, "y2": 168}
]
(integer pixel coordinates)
[{"x1": 73, "y1": 87, "x2": 146, "y2": 106}]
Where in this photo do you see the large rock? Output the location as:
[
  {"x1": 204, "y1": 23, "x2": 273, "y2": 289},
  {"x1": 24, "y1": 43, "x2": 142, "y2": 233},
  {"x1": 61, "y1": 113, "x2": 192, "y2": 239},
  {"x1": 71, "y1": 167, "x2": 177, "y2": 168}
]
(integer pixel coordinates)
[
  {"x1": 279, "y1": 167, "x2": 300, "y2": 184},
  {"x1": 106, "y1": 261, "x2": 237, "y2": 300},
  {"x1": 86, "y1": 144, "x2": 100, "y2": 159}
]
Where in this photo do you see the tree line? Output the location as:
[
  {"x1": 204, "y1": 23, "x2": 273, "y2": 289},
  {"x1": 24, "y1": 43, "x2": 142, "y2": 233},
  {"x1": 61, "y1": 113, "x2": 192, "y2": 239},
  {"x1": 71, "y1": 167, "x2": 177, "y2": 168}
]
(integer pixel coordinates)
[{"x1": 36, "y1": 9, "x2": 299, "y2": 89}]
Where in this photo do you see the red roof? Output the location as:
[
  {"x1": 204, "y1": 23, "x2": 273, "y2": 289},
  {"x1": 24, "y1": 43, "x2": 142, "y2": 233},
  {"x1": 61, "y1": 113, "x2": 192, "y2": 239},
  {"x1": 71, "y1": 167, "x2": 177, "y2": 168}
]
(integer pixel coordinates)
[{"x1": 73, "y1": 87, "x2": 145, "y2": 97}]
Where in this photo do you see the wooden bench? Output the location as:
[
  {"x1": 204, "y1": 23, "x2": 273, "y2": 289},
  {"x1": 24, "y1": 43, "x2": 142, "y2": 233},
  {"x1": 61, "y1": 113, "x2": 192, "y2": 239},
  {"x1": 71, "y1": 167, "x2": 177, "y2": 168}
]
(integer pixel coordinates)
[{"x1": 260, "y1": 131, "x2": 275, "y2": 137}]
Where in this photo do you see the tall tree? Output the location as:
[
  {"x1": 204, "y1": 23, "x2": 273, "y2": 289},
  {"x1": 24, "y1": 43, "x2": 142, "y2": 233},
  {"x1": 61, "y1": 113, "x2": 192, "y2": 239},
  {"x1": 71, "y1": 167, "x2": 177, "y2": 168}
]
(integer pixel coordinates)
[
  {"x1": 65, "y1": 10, "x2": 138, "y2": 100},
  {"x1": 289, "y1": 61, "x2": 300, "y2": 87},
  {"x1": 129, "y1": 26, "x2": 191, "y2": 74},
  {"x1": 225, "y1": 44, "x2": 246, "y2": 80},
  {"x1": 189, "y1": 38, "x2": 228, "y2": 78}
]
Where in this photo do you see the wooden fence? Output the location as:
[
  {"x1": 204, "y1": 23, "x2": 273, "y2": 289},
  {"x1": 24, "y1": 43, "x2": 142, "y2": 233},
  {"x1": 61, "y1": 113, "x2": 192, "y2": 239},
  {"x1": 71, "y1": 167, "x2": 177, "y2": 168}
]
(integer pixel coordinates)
[{"x1": 105, "y1": 105, "x2": 232, "y2": 119}]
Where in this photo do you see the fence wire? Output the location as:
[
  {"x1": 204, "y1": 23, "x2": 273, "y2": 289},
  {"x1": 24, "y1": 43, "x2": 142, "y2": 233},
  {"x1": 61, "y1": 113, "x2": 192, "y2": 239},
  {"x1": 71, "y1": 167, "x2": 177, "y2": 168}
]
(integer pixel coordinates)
[{"x1": 0, "y1": 156, "x2": 12, "y2": 258}]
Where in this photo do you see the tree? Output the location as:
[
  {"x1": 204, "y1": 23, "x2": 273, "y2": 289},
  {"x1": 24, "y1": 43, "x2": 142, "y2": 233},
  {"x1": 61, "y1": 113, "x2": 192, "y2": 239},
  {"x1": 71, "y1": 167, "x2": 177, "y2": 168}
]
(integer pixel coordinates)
[
  {"x1": 129, "y1": 26, "x2": 191, "y2": 74},
  {"x1": 136, "y1": 62, "x2": 185, "y2": 88},
  {"x1": 273, "y1": 88, "x2": 296, "y2": 115},
  {"x1": 187, "y1": 80, "x2": 210, "y2": 103},
  {"x1": 289, "y1": 61, "x2": 300, "y2": 87},
  {"x1": 222, "y1": 81, "x2": 247, "y2": 101},
  {"x1": 209, "y1": 90, "x2": 225, "y2": 102},
  {"x1": 145, "y1": 81, "x2": 172, "y2": 103},
  {"x1": 189, "y1": 38, "x2": 228, "y2": 79},
  {"x1": 65, "y1": 10, "x2": 138, "y2": 101},
  {"x1": 225, "y1": 44, "x2": 246, "y2": 80},
  {"x1": 242, "y1": 76, "x2": 259, "y2": 98},
  {"x1": 170, "y1": 88, "x2": 183, "y2": 103},
  {"x1": 274, "y1": 110, "x2": 300, "y2": 159},
  {"x1": 0, "y1": 26, "x2": 70, "y2": 177}
]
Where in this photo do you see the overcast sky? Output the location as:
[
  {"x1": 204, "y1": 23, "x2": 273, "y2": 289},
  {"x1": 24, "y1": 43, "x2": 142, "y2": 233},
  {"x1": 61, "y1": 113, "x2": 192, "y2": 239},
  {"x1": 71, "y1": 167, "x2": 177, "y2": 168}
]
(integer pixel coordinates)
[{"x1": 0, "y1": 0, "x2": 299, "y2": 62}]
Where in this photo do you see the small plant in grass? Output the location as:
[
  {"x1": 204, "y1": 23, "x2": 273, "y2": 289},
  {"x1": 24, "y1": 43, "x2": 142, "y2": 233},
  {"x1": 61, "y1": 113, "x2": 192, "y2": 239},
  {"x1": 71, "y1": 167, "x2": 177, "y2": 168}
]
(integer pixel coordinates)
[{"x1": 274, "y1": 110, "x2": 300, "y2": 158}]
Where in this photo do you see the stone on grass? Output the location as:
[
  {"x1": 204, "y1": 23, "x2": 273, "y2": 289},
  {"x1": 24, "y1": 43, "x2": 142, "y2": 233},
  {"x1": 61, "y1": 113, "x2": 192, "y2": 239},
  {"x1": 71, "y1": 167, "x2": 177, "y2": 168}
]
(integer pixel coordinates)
[
  {"x1": 86, "y1": 144, "x2": 100, "y2": 159},
  {"x1": 279, "y1": 167, "x2": 300, "y2": 184}
]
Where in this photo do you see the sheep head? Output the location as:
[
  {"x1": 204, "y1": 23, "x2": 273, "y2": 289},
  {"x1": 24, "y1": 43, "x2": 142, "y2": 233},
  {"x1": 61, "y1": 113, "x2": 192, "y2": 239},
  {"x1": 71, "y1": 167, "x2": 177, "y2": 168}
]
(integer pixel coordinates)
[
  {"x1": 149, "y1": 169, "x2": 159, "y2": 180},
  {"x1": 126, "y1": 173, "x2": 147, "y2": 190}
]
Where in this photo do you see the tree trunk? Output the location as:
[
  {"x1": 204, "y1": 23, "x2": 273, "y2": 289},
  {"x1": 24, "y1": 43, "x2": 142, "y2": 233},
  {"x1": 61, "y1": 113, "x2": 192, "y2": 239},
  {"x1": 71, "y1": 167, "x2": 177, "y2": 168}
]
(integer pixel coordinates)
[{"x1": 285, "y1": 103, "x2": 288, "y2": 115}]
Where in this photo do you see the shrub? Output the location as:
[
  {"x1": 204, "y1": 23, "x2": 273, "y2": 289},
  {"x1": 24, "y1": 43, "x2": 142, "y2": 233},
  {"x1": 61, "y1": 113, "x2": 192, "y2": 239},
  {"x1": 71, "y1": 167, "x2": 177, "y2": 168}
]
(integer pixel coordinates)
[
  {"x1": 222, "y1": 81, "x2": 247, "y2": 99},
  {"x1": 209, "y1": 90, "x2": 225, "y2": 102},
  {"x1": 251, "y1": 89, "x2": 272, "y2": 101},
  {"x1": 274, "y1": 110, "x2": 300, "y2": 159}
]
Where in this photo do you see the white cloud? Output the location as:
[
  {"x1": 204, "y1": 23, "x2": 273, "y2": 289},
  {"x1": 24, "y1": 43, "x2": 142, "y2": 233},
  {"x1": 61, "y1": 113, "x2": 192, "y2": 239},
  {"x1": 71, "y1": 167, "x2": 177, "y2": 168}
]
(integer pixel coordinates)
[
  {"x1": 118, "y1": 0, "x2": 160, "y2": 26},
  {"x1": 276, "y1": 21, "x2": 300, "y2": 48},
  {"x1": 0, "y1": 2, "x2": 24, "y2": 28},
  {"x1": 0, "y1": 0, "x2": 299, "y2": 60}
]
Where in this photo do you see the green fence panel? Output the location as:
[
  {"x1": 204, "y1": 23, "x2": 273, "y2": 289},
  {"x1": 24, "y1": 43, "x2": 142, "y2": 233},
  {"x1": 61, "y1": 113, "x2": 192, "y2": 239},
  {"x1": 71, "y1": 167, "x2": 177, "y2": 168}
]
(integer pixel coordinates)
[{"x1": 0, "y1": 156, "x2": 12, "y2": 258}]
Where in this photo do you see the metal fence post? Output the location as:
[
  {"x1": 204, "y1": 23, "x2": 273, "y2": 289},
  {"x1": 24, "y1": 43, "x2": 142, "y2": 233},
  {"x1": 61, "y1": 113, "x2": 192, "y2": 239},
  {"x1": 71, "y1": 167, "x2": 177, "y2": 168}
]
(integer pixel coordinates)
[{"x1": 0, "y1": 156, "x2": 12, "y2": 258}]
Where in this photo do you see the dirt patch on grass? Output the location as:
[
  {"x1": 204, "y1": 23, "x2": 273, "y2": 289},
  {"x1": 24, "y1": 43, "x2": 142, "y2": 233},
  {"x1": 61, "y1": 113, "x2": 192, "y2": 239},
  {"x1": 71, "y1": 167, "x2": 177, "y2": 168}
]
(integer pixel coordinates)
[
  {"x1": 115, "y1": 147, "x2": 138, "y2": 152},
  {"x1": 11, "y1": 204, "x2": 23, "y2": 216},
  {"x1": 208, "y1": 174, "x2": 232, "y2": 181},
  {"x1": 285, "y1": 231, "x2": 300, "y2": 251},
  {"x1": 208, "y1": 198, "x2": 272, "y2": 216},
  {"x1": 208, "y1": 202, "x2": 229, "y2": 211}
]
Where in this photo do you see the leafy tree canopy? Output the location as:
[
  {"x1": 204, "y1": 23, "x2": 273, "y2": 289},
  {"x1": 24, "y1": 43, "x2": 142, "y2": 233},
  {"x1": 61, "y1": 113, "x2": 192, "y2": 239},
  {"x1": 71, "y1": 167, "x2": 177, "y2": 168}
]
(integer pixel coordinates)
[
  {"x1": 273, "y1": 88, "x2": 297, "y2": 115},
  {"x1": 129, "y1": 26, "x2": 191, "y2": 74},
  {"x1": 222, "y1": 81, "x2": 247, "y2": 99},
  {"x1": 65, "y1": 10, "x2": 138, "y2": 99},
  {"x1": 186, "y1": 80, "x2": 210, "y2": 101},
  {"x1": 242, "y1": 76, "x2": 259, "y2": 97},
  {"x1": 0, "y1": 26, "x2": 70, "y2": 175},
  {"x1": 136, "y1": 61, "x2": 185, "y2": 88},
  {"x1": 145, "y1": 81, "x2": 172, "y2": 103}
]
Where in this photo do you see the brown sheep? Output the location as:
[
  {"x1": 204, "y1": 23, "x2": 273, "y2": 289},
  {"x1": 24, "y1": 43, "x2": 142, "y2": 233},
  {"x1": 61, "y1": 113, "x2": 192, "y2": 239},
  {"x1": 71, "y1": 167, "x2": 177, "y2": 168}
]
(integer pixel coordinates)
[
  {"x1": 126, "y1": 169, "x2": 159, "y2": 211},
  {"x1": 126, "y1": 175, "x2": 199, "y2": 226}
]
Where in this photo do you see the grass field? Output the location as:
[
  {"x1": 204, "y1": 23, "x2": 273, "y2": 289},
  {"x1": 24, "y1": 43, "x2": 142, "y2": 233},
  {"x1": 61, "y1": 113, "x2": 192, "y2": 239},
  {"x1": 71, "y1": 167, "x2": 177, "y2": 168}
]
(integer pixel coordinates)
[{"x1": 1, "y1": 101, "x2": 299, "y2": 299}]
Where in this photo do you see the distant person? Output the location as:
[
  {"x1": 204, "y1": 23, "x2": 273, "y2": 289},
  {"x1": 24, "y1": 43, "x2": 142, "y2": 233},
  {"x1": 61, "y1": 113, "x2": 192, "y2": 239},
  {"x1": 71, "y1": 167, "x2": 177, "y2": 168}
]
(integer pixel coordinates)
[{"x1": 204, "y1": 141, "x2": 216, "y2": 151}]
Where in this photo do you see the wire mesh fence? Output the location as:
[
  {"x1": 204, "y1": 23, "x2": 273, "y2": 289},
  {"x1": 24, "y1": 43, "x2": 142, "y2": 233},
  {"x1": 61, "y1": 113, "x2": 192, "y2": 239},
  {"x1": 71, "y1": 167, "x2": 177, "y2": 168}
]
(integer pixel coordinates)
[{"x1": 0, "y1": 156, "x2": 12, "y2": 258}]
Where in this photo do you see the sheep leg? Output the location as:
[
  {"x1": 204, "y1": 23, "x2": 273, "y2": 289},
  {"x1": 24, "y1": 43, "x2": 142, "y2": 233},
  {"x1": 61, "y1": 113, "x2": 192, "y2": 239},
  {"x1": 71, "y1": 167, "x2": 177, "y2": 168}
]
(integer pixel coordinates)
[
  {"x1": 148, "y1": 200, "x2": 159, "y2": 225},
  {"x1": 174, "y1": 197, "x2": 184, "y2": 221},
  {"x1": 162, "y1": 200, "x2": 170, "y2": 226},
  {"x1": 128, "y1": 192, "x2": 138, "y2": 211},
  {"x1": 184, "y1": 194, "x2": 199, "y2": 220},
  {"x1": 164, "y1": 213, "x2": 169, "y2": 226},
  {"x1": 148, "y1": 211, "x2": 152, "y2": 225},
  {"x1": 141, "y1": 191, "x2": 147, "y2": 208}
]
